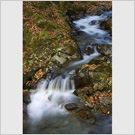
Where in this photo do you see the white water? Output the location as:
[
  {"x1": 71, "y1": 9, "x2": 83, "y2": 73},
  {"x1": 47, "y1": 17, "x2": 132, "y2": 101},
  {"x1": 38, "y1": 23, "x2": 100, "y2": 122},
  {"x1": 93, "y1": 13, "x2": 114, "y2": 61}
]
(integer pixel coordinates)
[
  {"x1": 74, "y1": 15, "x2": 107, "y2": 35},
  {"x1": 27, "y1": 76, "x2": 78, "y2": 122},
  {"x1": 67, "y1": 46, "x2": 100, "y2": 69},
  {"x1": 73, "y1": 14, "x2": 112, "y2": 44},
  {"x1": 27, "y1": 48, "x2": 99, "y2": 123}
]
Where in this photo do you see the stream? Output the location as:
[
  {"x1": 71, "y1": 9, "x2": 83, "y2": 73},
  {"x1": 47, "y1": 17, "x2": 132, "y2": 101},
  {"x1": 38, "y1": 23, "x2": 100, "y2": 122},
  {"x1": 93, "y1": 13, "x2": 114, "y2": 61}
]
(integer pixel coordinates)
[{"x1": 24, "y1": 11, "x2": 112, "y2": 134}]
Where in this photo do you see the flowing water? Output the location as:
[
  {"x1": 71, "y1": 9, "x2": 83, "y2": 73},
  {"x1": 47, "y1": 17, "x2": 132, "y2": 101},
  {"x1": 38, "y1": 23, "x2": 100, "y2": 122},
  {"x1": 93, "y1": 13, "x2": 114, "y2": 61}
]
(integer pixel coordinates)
[{"x1": 24, "y1": 11, "x2": 112, "y2": 134}]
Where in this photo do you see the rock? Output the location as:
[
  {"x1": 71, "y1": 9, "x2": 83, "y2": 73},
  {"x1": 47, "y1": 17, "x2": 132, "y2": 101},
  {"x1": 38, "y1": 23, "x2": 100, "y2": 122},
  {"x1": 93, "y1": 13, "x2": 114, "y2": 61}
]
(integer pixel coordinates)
[
  {"x1": 88, "y1": 117, "x2": 96, "y2": 124},
  {"x1": 100, "y1": 18, "x2": 112, "y2": 35},
  {"x1": 23, "y1": 68, "x2": 39, "y2": 89},
  {"x1": 84, "y1": 46, "x2": 94, "y2": 55},
  {"x1": 86, "y1": 91, "x2": 112, "y2": 115},
  {"x1": 23, "y1": 102, "x2": 27, "y2": 115},
  {"x1": 54, "y1": 55, "x2": 66, "y2": 64},
  {"x1": 75, "y1": 87, "x2": 94, "y2": 100},
  {"x1": 74, "y1": 67, "x2": 111, "y2": 89},
  {"x1": 87, "y1": 46, "x2": 94, "y2": 55},
  {"x1": 93, "y1": 82, "x2": 104, "y2": 91},
  {"x1": 101, "y1": 107, "x2": 108, "y2": 114},
  {"x1": 96, "y1": 44, "x2": 112, "y2": 56},
  {"x1": 74, "y1": 55, "x2": 112, "y2": 103},
  {"x1": 23, "y1": 90, "x2": 31, "y2": 104},
  {"x1": 89, "y1": 20, "x2": 97, "y2": 25},
  {"x1": 65, "y1": 103, "x2": 78, "y2": 111},
  {"x1": 100, "y1": 97, "x2": 112, "y2": 105},
  {"x1": 72, "y1": 106, "x2": 94, "y2": 120},
  {"x1": 23, "y1": 41, "x2": 79, "y2": 90}
]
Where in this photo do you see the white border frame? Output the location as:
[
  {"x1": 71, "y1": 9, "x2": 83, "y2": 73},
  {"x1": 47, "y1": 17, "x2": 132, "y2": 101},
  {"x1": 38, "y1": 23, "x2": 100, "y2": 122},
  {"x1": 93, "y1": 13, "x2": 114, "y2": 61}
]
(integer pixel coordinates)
[{"x1": 0, "y1": 1, "x2": 135, "y2": 135}]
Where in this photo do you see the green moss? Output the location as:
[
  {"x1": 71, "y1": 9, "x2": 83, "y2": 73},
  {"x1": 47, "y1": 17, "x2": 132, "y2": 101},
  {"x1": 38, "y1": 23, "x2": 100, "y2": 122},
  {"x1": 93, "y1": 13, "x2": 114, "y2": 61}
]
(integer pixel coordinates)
[
  {"x1": 95, "y1": 63, "x2": 112, "y2": 75},
  {"x1": 31, "y1": 1, "x2": 52, "y2": 9},
  {"x1": 63, "y1": 17, "x2": 72, "y2": 34},
  {"x1": 36, "y1": 19, "x2": 48, "y2": 28},
  {"x1": 55, "y1": 5, "x2": 59, "y2": 10},
  {"x1": 23, "y1": 26, "x2": 33, "y2": 51},
  {"x1": 45, "y1": 23, "x2": 58, "y2": 31},
  {"x1": 89, "y1": 58, "x2": 102, "y2": 65},
  {"x1": 23, "y1": 59, "x2": 29, "y2": 68},
  {"x1": 90, "y1": 1, "x2": 97, "y2": 6},
  {"x1": 60, "y1": 1, "x2": 64, "y2": 12},
  {"x1": 37, "y1": 20, "x2": 59, "y2": 31},
  {"x1": 23, "y1": 7, "x2": 33, "y2": 18},
  {"x1": 39, "y1": 31, "x2": 49, "y2": 40}
]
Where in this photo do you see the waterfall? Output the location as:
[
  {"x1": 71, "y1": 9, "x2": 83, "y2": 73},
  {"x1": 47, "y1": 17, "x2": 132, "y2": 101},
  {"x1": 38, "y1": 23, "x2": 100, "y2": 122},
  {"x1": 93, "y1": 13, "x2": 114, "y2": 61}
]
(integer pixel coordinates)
[{"x1": 27, "y1": 75, "x2": 78, "y2": 122}]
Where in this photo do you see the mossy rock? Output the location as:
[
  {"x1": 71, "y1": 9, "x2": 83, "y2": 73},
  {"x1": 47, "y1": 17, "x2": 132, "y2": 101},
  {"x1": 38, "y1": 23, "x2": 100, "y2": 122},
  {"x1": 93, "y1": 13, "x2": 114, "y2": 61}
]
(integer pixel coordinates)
[
  {"x1": 90, "y1": 1, "x2": 97, "y2": 6},
  {"x1": 45, "y1": 23, "x2": 58, "y2": 31},
  {"x1": 75, "y1": 87, "x2": 94, "y2": 100},
  {"x1": 37, "y1": 20, "x2": 48, "y2": 29}
]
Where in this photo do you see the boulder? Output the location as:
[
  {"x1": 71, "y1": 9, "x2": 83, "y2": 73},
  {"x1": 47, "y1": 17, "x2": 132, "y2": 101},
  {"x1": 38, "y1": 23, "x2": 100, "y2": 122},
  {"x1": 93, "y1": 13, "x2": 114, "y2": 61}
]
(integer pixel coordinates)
[
  {"x1": 23, "y1": 90, "x2": 31, "y2": 104},
  {"x1": 96, "y1": 44, "x2": 112, "y2": 56},
  {"x1": 86, "y1": 91, "x2": 112, "y2": 115},
  {"x1": 72, "y1": 106, "x2": 95, "y2": 121},
  {"x1": 65, "y1": 103, "x2": 78, "y2": 111},
  {"x1": 100, "y1": 18, "x2": 112, "y2": 35},
  {"x1": 74, "y1": 87, "x2": 94, "y2": 100}
]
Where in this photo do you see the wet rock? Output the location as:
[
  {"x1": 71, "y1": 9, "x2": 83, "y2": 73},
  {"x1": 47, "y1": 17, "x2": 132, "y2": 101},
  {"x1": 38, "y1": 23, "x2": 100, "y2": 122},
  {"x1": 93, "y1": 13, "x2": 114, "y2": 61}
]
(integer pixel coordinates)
[
  {"x1": 98, "y1": 104, "x2": 112, "y2": 115},
  {"x1": 74, "y1": 66, "x2": 111, "y2": 89},
  {"x1": 88, "y1": 117, "x2": 96, "y2": 124},
  {"x1": 96, "y1": 44, "x2": 112, "y2": 56},
  {"x1": 23, "y1": 69, "x2": 39, "y2": 89},
  {"x1": 89, "y1": 20, "x2": 97, "y2": 25},
  {"x1": 74, "y1": 55, "x2": 112, "y2": 102},
  {"x1": 84, "y1": 46, "x2": 94, "y2": 55},
  {"x1": 67, "y1": 9, "x2": 86, "y2": 21},
  {"x1": 75, "y1": 87, "x2": 94, "y2": 100},
  {"x1": 100, "y1": 97, "x2": 112, "y2": 105},
  {"x1": 72, "y1": 106, "x2": 94, "y2": 121},
  {"x1": 23, "y1": 90, "x2": 31, "y2": 104},
  {"x1": 86, "y1": 91, "x2": 112, "y2": 115},
  {"x1": 23, "y1": 102, "x2": 27, "y2": 115},
  {"x1": 100, "y1": 18, "x2": 112, "y2": 30},
  {"x1": 24, "y1": 82, "x2": 38, "y2": 90},
  {"x1": 100, "y1": 18, "x2": 112, "y2": 35},
  {"x1": 65, "y1": 103, "x2": 78, "y2": 111}
]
